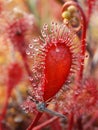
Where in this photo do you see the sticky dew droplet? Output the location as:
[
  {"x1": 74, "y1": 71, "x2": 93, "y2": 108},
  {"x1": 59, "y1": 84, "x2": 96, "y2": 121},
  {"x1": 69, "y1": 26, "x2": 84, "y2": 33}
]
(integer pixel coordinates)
[
  {"x1": 29, "y1": 44, "x2": 33, "y2": 49},
  {"x1": 50, "y1": 28, "x2": 54, "y2": 33},
  {"x1": 32, "y1": 82, "x2": 37, "y2": 87},
  {"x1": 43, "y1": 23, "x2": 48, "y2": 30},
  {"x1": 34, "y1": 46, "x2": 39, "y2": 51},
  {"x1": 33, "y1": 38, "x2": 39, "y2": 43},
  {"x1": 85, "y1": 54, "x2": 89, "y2": 59},
  {"x1": 42, "y1": 32, "x2": 47, "y2": 38},
  {"x1": 29, "y1": 76, "x2": 34, "y2": 81},
  {"x1": 51, "y1": 21, "x2": 55, "y2": 26},
  {"x1": 77, "y1": 67, "x2": 80, "y2": 71},
  {"x1": 52, "y1": 37, "x2": 57, "y2": 44},
  {"x1": 26, "y1": 49, "x2": 30, "y2": 55},
  {"x1": 56, "y1": 47, "x2": 60, "y2": 53},
  {"x1": 58, "y1": 38, "x2": 64, "y2": 43}
]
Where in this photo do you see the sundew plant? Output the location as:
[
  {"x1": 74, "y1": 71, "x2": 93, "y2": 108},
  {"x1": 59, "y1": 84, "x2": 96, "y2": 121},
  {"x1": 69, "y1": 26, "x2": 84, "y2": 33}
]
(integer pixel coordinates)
[{"x1": 0, "y1": 0, "x2": 98, "y2": 130}]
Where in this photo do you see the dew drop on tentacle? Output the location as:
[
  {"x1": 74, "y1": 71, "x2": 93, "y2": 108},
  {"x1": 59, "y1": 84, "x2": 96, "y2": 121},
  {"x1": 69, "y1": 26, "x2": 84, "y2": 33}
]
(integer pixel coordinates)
[
  {"x1": 43, "y1": 23, "x2": 48, "y2": 30},
  {"x1": 41, "y1": 30, "x2": 47, "y2": 38},
  {"x1": 85, "y1": 53, "x2": 89, "y2": 59},
  {"x1": 29, "y1": 43, "x2": 33, "y2": 49},
  {"x1": 33, "y1": 38, "x2": 39, "y2": 43},
  {"x1": 26, "y1": 49, "x2": 30, "y2": 55}
]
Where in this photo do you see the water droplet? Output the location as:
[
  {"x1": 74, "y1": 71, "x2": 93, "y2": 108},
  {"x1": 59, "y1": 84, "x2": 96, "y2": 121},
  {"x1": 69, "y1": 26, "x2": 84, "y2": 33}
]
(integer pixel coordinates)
[
  {"x1": 29, "y1": 55, "x2": 33, "y2": 59},
  {"x1": 55, "y1": 22, "x2": 58, "y2": 26},
  {"x1": 52, "y1": 37, "x2": 57, "y2": 43},
  {"x1": 86, "y1": 43, "x2": 88, "y2": 46},
  {"x1": 56, "y1": 47, "x2": 60, "y2": 52},
  {"x1": 32, "y1": 67, "x2": 36, "y2": 72},
  {"x1": 33, "y1": 38, "x2": 39, "y2": 42},
  {"x1": 51, "y1": 21, "x2": 55, "y2": 25},
  {"x1": 29, "y1": 76, "x2": 34, "y2": 81},
  {"x1": 26, "y1": 49, "x2": 30, "y2": 55},
  {"x1": 81, "y1": 62, "x2": 84, "y2": 66},
  {"x1": 32, "y1": 83, "x2": 37, "y2": 87},
  {"x1": 29, "y1": 44, "x2": 33, "y2": 49},
  {"x1": 42, "y1": 33, "x2": 47, "y2": 38},
  {"x1": 75, "y1": 89, "x2": 81, "y2": 95},
  {"x1": 22, "y1": 106, "x2": 29, "y2": 111},
  {"x1": 25, "y1": 110, "x2": 28, "y2": 113},
  {"x1": 14, "y1": 116, "x2": 23, "y2": 123},
  {"x1": 22, "y1": 107, "x2": 25, "y2": 111},
  {"x1": 34, "y1": 46, "x2": 39, "y2": 51},
  {"x1": 50, "y1": 28, "x2": 54, "y2": 33},
  {"x1": 67, "y1": 80, "x2": 71, "y2": 83},
  {"x1": 85, "y1": 54, "x2": 89, "y2": 58},
  {"x1": 40, "y1": 61, "x2": 45, "y2": 66},
  {"x1": 59, "y1": 38, "x2": 63, "y2": 42},
  {"x1": 70, "y1": 68, "x2": 73, "y2": 72},
  {"x1": 43, "y1": 24, "x2": 48, "y2": 30},
  {"x1": 41, "y1": 30, "x2": 47, "y2": 38},
  {"x1": 41, "y1": 30, "x2": 44, "y2": 34}
]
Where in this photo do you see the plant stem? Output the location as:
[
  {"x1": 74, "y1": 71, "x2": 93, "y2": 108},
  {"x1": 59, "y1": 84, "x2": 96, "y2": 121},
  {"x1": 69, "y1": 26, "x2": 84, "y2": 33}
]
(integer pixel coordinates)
[
  {"x1": 84, "y1": 110, "x2": 98, "y2": 130},
  {"x1": 0, "y1": 116, "x2": 3, "y2": 130},
  {"x1": 77, "y1": 116, "x2": 83, "y2": 130},
  {"x1": 68, "y1": 112, "x2": 74, "y2": 130},
  {"x1": 62, "y1": 1, "x2": 87, "y2": 81},
  {"x1": 51, "y1": 118, "x2": 62, "y2": 130},
  {"x1": 33, "y1": 117, "x2": 59, "y2": 130},
  {"x1": 0, "y1": 86, "x2": 12, "y2": 130},
  {"x1": 27, "y1": 112, "x2": 43, "y2": 130},
  {"x1": 87, "y1": 0, "x2": 96, "y2": 27}
]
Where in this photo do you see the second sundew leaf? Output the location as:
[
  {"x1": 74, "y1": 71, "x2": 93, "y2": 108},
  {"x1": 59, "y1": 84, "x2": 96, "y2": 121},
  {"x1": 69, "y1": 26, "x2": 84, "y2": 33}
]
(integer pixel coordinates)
[{"x1": 43, "y1": 43, "x2": 72, "y2": 101}]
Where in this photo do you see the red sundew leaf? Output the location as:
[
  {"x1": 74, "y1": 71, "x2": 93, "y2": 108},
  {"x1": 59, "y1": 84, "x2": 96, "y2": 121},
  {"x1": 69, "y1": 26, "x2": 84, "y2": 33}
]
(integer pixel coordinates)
[
  {"x1": 84, "y1": 78, "x2": 98, "y2": 107},
  {"x1": 7, "y1": 15, "x2": 34, "y2": 56},
  {"x1": 27, "y1": 23, "x2": 80, "y2": 102},
  {"x1": 0, "y1": 63, "x2": 23, "y2": 126},
  {"x1": 72, "y1": 78, "x2": 98, "y2": 115},
  {"x1": 43, "y1": 43, "x2": 72, "y2": 101}
]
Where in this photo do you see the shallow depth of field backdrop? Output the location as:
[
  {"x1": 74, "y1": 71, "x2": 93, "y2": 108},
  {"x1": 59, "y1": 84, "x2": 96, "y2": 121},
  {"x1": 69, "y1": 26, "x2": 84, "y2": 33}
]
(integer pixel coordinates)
[{"x1": 0, "y1": 0, "x2": 98, "y2": 130}]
